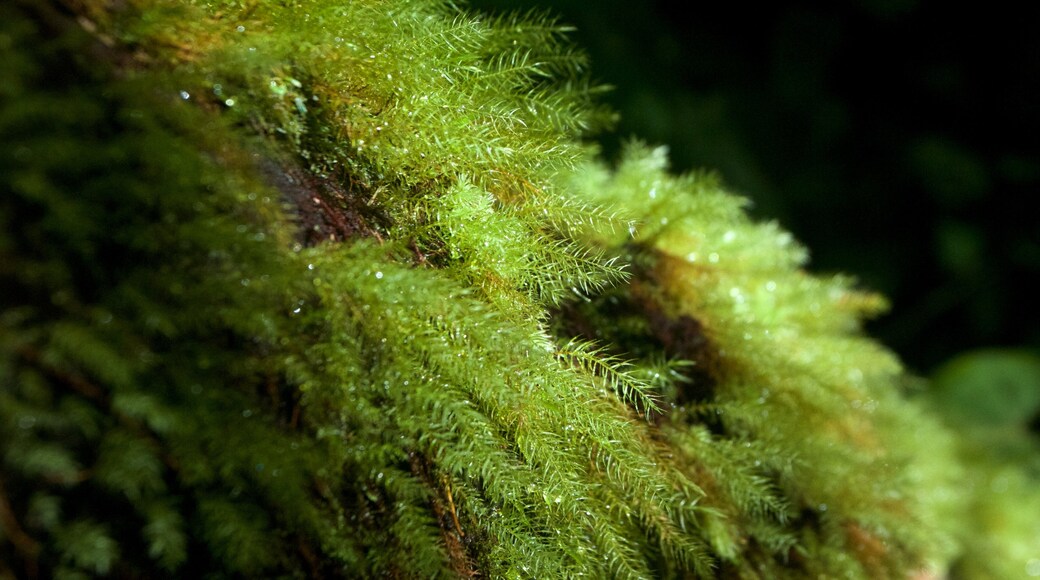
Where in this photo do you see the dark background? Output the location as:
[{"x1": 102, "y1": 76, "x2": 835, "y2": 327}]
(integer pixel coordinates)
[{"x1": 469, "y1": 0, "x2": 1040, "y2": 375}]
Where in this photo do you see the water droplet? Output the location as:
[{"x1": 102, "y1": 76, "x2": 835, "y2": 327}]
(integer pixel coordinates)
[
  {"x1": 723, "y1": 230, "x2": 736, "y2": 243},
  {"x1": 765, "y1": 280, "x2": 777, "y2": 292},
  {"x1": 375, "y1": 271, "x2": 383, "y2": 279},
  {"x1": 236, "y1": 25, "x2": 246, "y2": 32},
  {"x1": 648, "y1": 187, "x2": 657, "y2": 199},
  {"x1": 242, "y1": 409, "x2": 253, "y2": 418},
  {"x1": 818, "y1": 503, "x2": 828, "y2": 512},
  {"x1": 292, "y1": 307, "x2": 301, "y2": 314},
  {"x1": 307, "y1": 263, "x2": 315, "y2": 270},
  {"x1": 708, "y1": 252, "x2": 720, "y2": 263},
  {"x1": 179, "y1": 90, "x2": 190, "y2": 100},
  {"x1": 225, "y1": 98, "x2": 235, "y2": 107},
  {"x1": 553, "y1": 496, "x2": 562, "y2": 504}
]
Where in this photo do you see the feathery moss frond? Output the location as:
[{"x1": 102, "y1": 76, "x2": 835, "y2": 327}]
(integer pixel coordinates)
[{"x1": 556, "y1": 338, "x2": 661, "y2": 418}]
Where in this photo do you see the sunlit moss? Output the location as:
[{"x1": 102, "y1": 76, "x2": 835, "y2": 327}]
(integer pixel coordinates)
[{"x1": 1, "y1": 1, "x2": 1037, "y2": 578}]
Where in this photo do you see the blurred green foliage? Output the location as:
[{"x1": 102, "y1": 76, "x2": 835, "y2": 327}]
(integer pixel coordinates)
[{"x1": 931, "y1": 349, "x2": 1040, "y2": 428}]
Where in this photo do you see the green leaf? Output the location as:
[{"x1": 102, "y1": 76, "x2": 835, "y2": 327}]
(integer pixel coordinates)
[{"x1": 930, "y1": 349, "x2": 1040, "y2": 427}]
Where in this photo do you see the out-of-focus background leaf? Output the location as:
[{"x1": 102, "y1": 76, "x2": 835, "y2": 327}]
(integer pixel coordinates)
[
  {"x1": 931, "y1": 350, "x2": 1040, "y2": 428},
  {"x1": 469, "y1": 0, "x2": 1040, "y2": 431}
]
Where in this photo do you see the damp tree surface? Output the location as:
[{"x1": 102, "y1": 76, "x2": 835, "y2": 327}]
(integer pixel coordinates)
[{"x1": 1, "y1": 1, "x2": 1038, "y2": 578}]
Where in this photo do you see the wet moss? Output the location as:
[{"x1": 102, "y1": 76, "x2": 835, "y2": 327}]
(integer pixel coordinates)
[{"x1": 1, "y1": 1, "x2": 1037, "y2": 578}]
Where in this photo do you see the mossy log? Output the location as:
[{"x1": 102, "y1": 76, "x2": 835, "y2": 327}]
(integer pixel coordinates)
[{"x1": 1, "y1": 1, "x2": 1037, "y2": 578}]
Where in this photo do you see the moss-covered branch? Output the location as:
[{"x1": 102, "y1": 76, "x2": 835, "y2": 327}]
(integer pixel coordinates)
[{"x1": 1, "y1": 0, "x2": 1037, "y2": 578}]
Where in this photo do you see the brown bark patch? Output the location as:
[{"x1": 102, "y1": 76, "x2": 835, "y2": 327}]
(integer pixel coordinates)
[{"x1": 258, "y1": 157, "x2": 386, "y2": 247}]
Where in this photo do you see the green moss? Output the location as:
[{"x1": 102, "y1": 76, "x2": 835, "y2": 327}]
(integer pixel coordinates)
[{"x1": 1, "y1": 1, "x2": 1037, "y2": 578}]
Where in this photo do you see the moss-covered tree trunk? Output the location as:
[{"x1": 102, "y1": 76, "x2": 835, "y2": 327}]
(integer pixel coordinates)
[{"x1": 1, "y1": 1, "x2": 1037, "y2": 578}]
